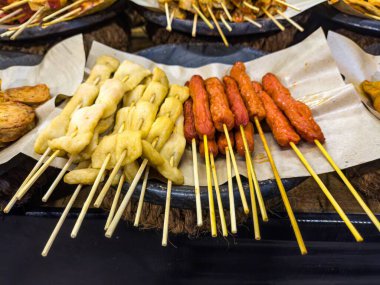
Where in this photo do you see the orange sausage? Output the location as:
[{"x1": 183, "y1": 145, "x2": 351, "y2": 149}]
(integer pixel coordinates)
[
  {"x1": 199, "y1": 138, "x2": 219, "y2": 158},
  {"x1": 234, "y1": 122, "x2": 254, "y2": 157}
]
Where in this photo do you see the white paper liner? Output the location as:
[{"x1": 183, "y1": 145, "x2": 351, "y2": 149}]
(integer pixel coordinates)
[
  {"x1": 0, "y1": 34, "x2": 86, "y2": 166},
  {"x1": 327, "y1": 31, "x2": 380, "y2": 119},
  {"x1": 130, "y1": 0, "x2": 326, "y2": 18}
]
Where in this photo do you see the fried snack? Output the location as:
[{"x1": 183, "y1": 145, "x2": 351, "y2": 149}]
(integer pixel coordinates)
[
  {"x1": 123, "y1": 84, "x2": 146, "y2": 107},
  {"x1": 234, "y1": 121, "x2": 254, "y2": 157},
  {"x1": 344, "y1": 0, "x2": 380, "y2": 17},
  {"x1": 361, "y1": 80, "x2": 380, "y2": 112},
  {"x1": 2, "y1": 84, "x2": 50, "y2": 106},
  {"x1": 0, "y1": 102, "x2": 36, "y2": 143},
  {"x1": 113, "y1": 60, "x2": 151, "y2": 93},
  {"x1": 86, "y1": 55, "x2": 120, "y2": 86}
]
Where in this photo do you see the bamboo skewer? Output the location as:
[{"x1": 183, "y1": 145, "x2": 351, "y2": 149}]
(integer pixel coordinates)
[
  {"x1": 165, "y1": 2, "x2": 172, "y2": 31},
  {"x1": 244, "y1": 16, "x2": 262, "y2": 28},
  {"x1": 243, "y1": 1, "x2": 259, "y2": 12},
  {"x1": 253, "y1": 117, "x2": 307, "y2": 254},
  {"x1": 70, "y1": 157, "x2": 110, "y2": 238},
  {"x1": 42, "y1": 0, "x2": 86, "y2": 22},
  {"x1": 246, "y1": 151, "x2": 260, "y2": 240},
  {"x1": 42, "y1": 156, "x2": 74, "y2": 202},
  {"x1": 11, "y1": 7, "x2": 45, "y2": 40},
  {"x1": 105, "y1": 174, "x2": 124, "y2": 230},
  {"x1": 133, "y1": 167, "x2": 150, "y2": 227},
  {"x1": 1, "y1": 0, "x2": 27, "y2": 12},
  {"x1": 275, "y1": 0, "x2": 301, "y2": 12},
  {"x1": 226, "y1": 146, "x2": 236, "y2": 233},
  {"x1": 0, "y1": 8, "x2": 22, "y2": 24},
  {"x1": 314, "y1": 140, "x2": 380, "y2": 232},
  {"x1": 192, "y1": 13, "x2": 198, "y2": 37},
  {"x1": 262, "y1": 8, "x2": 285, "y2": 31},
  {"x1": 240, "y1": 124, "x2": 268, "y2": 221},
  {"x1": 192, "y1": 4, "x2": 213, "y2": 30},
  {"x1": 220, "y1": 15, "x2": 232, "y2": 32},
  {"x1": 42, "y1": 7, "x2": 81, "y2": 28},
  {"x1": 221, "y1": 2, "x2": 232, "y2": 21},
  {"x1": 208, "y1": 5, "x2": 228, "y2": 47},
  {"x1": 276, "y1": 9, "x2": 304, "y2": 32},
  {"x1": 290, "y1": 141, "x2": 363, "y2": 242},
  {"x1": 3, "y1": 147, "x2": 51, "y2": 213},
  {"x1": 41, "y1": 184, "x2": 82, "y2": 257},
  {"x1": 210, "y1": 152, "x2": 228, "y2": 237},
  {"x1": 223, "y1": 124, "x2": 249, "y2": 214},
  {"x1": 203, "y1": 135, "x2": 217, "y2": 237},
  {"x1": 192, "y1": 138, "x2": 202, "y2": 227},
  {"x1": 162, "y1": 157, "x2": 174, "y2": 246}
]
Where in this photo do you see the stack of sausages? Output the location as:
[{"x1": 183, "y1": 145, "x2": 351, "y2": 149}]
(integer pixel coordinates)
[{"x1": 183, "y1": 61, "x2": 325, "y2": 168}]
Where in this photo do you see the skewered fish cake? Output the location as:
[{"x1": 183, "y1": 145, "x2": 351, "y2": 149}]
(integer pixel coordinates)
[
  {"x1": 168, "y1": 84, "x2": 190, "y2": 103},
  {"x1": 123, "y1": 84, "x2": 146, "y2": 107},
  {"x1": 123, "y1": 161, "x2": 140, "y2": 183},
  {"x1": 157, "y1": 97, "x2": 183, "y2": 123},
  {"x1": 140, "y1": 82, "x2": 169, "y2": 110},
  {"x1": 151, "y1": 67, "x2": 170, "y2": 88},
  {"x1": 113, "y1": 60, "x2": 151, "y2": 93},
  {"x1": 64, "y1": 168, "x2": 103, "y2": 185},
  {"x1": 94, "y1": 78, "x2": 125, "y2": 118},
  {"x1": 130, "y1": 102, "x2": 157, "y2": 138},
  {"x1": 86, "y1": 56, "x2": 120, "y2": 86},
  {"x1": 145, "y1": 116, "x2": 175, "y2": 152}
]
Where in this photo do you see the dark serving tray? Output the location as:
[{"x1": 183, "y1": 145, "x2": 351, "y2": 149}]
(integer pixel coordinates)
[
  {"x1": 0, "y1": 0, "x2": 125, "y2": 42},
  {"x1": 139, "y1": 5, "x2": 304, "y2": 36}
]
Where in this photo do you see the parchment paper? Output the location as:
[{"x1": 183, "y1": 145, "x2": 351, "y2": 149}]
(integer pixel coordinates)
[
  {"x1": 327, "y1": 31, "x2": 380, "y2": 119},
  {"x1": 0, "y1": 34, "x2": 86, "y2": 165},
  {"x1": 130, "y1": 0, "x2": 326, "y2": 18},
  {"x1": 86, "y1": 28, "x2": 380, "y2": 186}
]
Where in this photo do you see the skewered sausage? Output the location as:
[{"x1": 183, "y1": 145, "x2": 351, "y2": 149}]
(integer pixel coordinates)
[
  {"x1": 253, "y1": 81, "x2": 300, "y2": 147},
  {"x1": 234, "y1": 121, "x2": 254, "y2": 157},
  {"x1": 230, "y1": 62, "x2": 266, "y2": 120},
  {"x1": 183, "y1": 98, "x2": 198, "y2": 144},
  {"x1": 199, "y1": 139, "x2": 219, "y2": 158},
  {"x1": 223, "y1": 76, "x2": 249, "y2": 127},
  {"x1": 205, "y1": 77, "x2": 235, "y2": 132},
  {"x1": 217, "y1": 131, "x2": 234, "y2": 155},
  {"x1": 189, "y1": 75, "x2": 215, "y2": 139},
  {"x1": 262, "y1": 73, "x2": 325, "y2": 143}
]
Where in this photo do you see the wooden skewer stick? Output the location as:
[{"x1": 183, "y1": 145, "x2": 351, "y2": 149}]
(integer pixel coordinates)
[
  {"x1": 165, "y1": 2, "x2": 172, "y2": 31},
  {"x1": 203, "y1": 135, "x2": 217, "y2": 237},
  {"x1": 41, "y1": 184, "x2": 82, "y2": 257},
  {"x1": 3, "y1": 147, "x2": 51, "y2": 213},
  {"x1": 240, "y1": 124, "x2": 268, "y2": 222},
  {"x1": 192, "y1": 13, "x2": 198, "y2": 37},
  {"x1": 0, "y1": 30, "x2": 14, "y2": 38},
  {"x1": 162, "y1": 157, "x2": 175, "y2": 246},
  {"x1": 210, "y1": 152, "x2": 228, "y2": 237},
  {"x1": 254, "y1": 117, "x2": 307, "y2": 254},
  {"x1": 315, "y1": 139, "x2": 380, "y2": 232},
  {"x1": 42, "y1": 156, "x2": 74, "y2": 202},
  {"x1": 243, "y1": 1, "x2": 259, "y2": 12},
  {"x1": 193, "y1": 138, "x2": 202, "y2": 227},
  {"x1": 220, "y1": 15, "x2": 232, "y2": 32},
  {"x1": 276, "y1": 9, "x2": 304, "y2": 32},
  {"x1": 42, "y1": 7, "x2": 82, "y2": 28},
  {"x1": 290, "y1": 142, "x2": 363, "y2": 242},
  {"x1": 275, "y1": 0, "x2": 301, "y2": 12},
  {"x1": 11, "y1": 7, "x2": 45, "y2": 40},
  {"x1": 208, "y1": 5, "x2": 229, "y2": 47},
  {"x1": 244, "y1": 16, "x2": 262, "y2": 28},
  {"x1": 42, "y1": 0, "x2": 86, "y2": 22},
  {"x1": 70, "y1": 156, "x2": 110, "y2": 238},
  {"x1": 262, "y1": 8, "x2": 285, "y2": 32},
  {"x1": 105, "y1": 174, "x2": 124, "y2": 230},
  {"x1": 192, "y1": 4, "x2": 213, "y2": 30},
  {"x1": 133, "y1": 167, "x2": 150, "y2": 227},
  {"x1": 0, "y1": 8, "x2": 22, "y2": 24},
  {"x1": 223, "y1": 124, "x2": 249, "y2": 214},
  {"x1": 221, "y1": 2, "x2": 232, "y2": 21},
  {"x1": 1, "y1": 0, "x2": 27, "y2": 12},
  {"x1": 226, "y1": 146, "x2": 237, "y2": 233},
  {"x1": 246, "y1": 151, "x2": 260, "y2": 240},
  {"x1": 106, "y1": 159, "x2": 149, "y2": 238}
]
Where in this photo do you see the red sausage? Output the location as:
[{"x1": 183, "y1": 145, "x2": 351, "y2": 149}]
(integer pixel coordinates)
[
  {"x1": 223, "y1": 76, "x2": 249, "y2": 127},
  {"x1": 183, "y1": 98, "x2": 198, "y2": 144},
  {"x1": 234, "y1": 122, "x2": 254, "y2": 157},
  {"x1": 217, "y1": 131, "x2": 234, "y2": 155},
  {"x1": 199, "y1": 139, "x2": 219, "y2": 158}
]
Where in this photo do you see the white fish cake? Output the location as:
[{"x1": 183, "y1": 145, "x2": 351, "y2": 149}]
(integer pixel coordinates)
[
  {"x1": 48, "y1": 104, "x2": 104, "y2": 155},
  {"x1": 140, "y1": 81, "x2": 168, "y2": 110},
  {"x1": 91, "y1": 135, "x2": 117, "y2": 169},
  {"x1": 123, "y1": 84, "x2": 146, "y2": 107},
  {"x1": 64, "y1": 168, "x2": 102, "y2": 185},
  {"x1": 145, "y1": 116, "x2": 174, "y2": 151},
  {"x1": 141, "y1": 140, "x2": 165, "y2": 167},
  {"x1": 114, "y1": 106, "x2": 134, "y2": 132},
  {"x1": 114, "y1": 60, "x2": 151, "y2": 92},
  {"x1": 160, "y1": 133, "x2": 186, "y2": 167},
  {"x1": 123, "y1": 161, "x2": 140, "y2": 184},
  {"x1": 131, "y1": 101, "x2": 156, "y2": 138},
  {"x1": 151, "y1": 67, "x2": 169, "y2": 88},
  {"x1": 95, "y1": 79, "x2": 125, "y2": 118},
  {"x1": 157, "y1": 97, "x2": 183, "y2": 123},
  {"x1": 168, "y1": 84, "x2": 189, "y2": 103},
  {"x1": 115, "y1": 130, "x2": 142, "y2": 165},
  {"x1": 86, "y1": 56, "x2": 120, "y2": 85}
]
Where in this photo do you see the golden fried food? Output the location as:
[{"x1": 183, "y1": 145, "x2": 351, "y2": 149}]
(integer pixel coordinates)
[
  {"x1": 361, "y1": 80, "x2": 380, "y2": 112},
  {"x1": 2, "y1": 84, "x2": 50, "y2": 106},
  {"x1": 0, "y1": 102, "x2": 36, "y2": 143}
]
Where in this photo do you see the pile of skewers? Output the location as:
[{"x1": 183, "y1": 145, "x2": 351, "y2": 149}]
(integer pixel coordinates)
[
  {"x1": 159, "y1": 0, "x2": 304, "y2": 46},
  {"x1": 0, "y1": 0, "x2": 116, "y2": 39},
  {"x1": 4, "y1": 56, "x2": 380, "y2": 257}
]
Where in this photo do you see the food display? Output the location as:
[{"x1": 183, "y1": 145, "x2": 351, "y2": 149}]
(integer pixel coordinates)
[
  {"x1": 361, "y1": 80, "x2": 380, "y2": 112},
  {"x1": 0, "y1": 0, "x2": 117, "y2": 39},
  {"x1": 329, "y1": 0, "x2": 380, "y2": 20},
  {"x1": 0, "y1": 84, "x2": 50, "y2": 146}
]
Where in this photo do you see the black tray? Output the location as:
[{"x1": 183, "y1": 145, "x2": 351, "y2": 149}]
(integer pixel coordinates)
[
  {"x1": 140, "y1": 5, "x2": 303, "y2": 36},
  {"x1": 0, "y1": 0, "x2": 125, "y2": 42}
]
